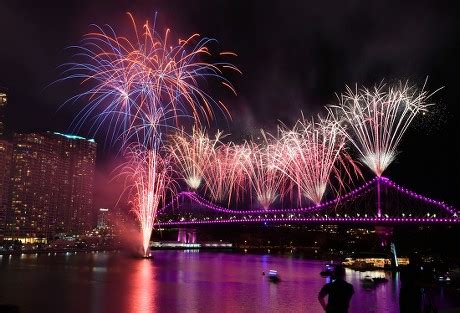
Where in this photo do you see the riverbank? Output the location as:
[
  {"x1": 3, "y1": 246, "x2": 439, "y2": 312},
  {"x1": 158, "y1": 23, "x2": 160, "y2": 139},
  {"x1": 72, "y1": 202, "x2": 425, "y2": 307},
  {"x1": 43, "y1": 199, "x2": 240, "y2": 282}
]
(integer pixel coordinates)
[{"x1": 0, "y1": 247, "x2": 120, "y2": 256}]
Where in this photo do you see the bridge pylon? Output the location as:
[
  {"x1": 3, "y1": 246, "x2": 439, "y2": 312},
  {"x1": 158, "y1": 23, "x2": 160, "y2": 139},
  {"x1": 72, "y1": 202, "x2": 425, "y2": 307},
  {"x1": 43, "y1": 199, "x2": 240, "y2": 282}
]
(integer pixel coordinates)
[{"x1": 377, "y1": 176, "x2": 382, "y2": 218}]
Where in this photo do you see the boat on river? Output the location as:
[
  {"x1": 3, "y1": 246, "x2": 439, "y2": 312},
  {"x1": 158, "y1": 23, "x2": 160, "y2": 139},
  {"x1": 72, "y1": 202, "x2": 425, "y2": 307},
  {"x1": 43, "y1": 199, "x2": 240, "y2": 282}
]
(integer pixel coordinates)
[
  {"x1": 320, "y1": 263, "x2": 335, "y2": 276},
  {"x1": 268, "y1": 270, "x2": 280, "y2": 283}
]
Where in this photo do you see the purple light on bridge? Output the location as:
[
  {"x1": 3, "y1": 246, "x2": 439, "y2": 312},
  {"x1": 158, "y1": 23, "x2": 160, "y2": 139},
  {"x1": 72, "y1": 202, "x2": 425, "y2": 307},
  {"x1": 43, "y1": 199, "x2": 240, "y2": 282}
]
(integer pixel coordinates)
[
  {"x1": 160, "y1": 177, "x2": 379, "y2": 214},
  {"x1": 158, "y1": 176, "x2": 458, "y2": 228},
  {"x1": 159, "y1": 176, "x2": 457, "y2": 217},
  {"x1": 157, "y1": 216, "x2": 459, "y2": 227},
  {"x1": 379, "y1": 177, "x2": 457, "y2": 215}
]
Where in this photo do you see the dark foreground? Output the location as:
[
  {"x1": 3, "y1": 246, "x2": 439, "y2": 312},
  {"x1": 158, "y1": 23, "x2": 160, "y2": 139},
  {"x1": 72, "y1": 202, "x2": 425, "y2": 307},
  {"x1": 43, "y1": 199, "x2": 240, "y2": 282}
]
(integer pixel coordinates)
[{"x1": 0, "y1": 251, "x2": 459, "y2": 313}]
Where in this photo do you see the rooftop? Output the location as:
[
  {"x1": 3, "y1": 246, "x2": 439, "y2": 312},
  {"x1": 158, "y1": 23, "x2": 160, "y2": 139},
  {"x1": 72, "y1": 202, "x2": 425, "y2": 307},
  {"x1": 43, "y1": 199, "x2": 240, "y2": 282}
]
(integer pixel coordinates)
[{"x1": 53, "y1": 132, "x2": 95, "y2": 143}]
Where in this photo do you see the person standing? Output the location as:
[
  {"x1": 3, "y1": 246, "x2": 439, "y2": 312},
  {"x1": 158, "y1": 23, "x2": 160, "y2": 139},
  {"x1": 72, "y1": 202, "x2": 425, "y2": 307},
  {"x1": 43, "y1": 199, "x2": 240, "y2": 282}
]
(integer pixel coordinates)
[
  {"x1": 318, "y1": 266, "x2": 354, "y2": 313},
  {"x1": 399, "y1": 254, "x2": 426, "y2": 313}
]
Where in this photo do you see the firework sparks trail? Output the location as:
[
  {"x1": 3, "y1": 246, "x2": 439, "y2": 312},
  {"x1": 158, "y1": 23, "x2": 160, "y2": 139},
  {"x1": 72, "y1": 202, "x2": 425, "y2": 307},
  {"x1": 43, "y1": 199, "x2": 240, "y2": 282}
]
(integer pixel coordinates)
[
  {"x1": 202, "y1": 142, "x2": 235, "y2": 204},
  {"x1": 242, "y1": 133, "x2": 287, "y2": 210},
  {"x1": 190, "y1": 117, "x2": 359, "y2": 209},
  {"x1": 122, "y1": 144, "x2": 175, "y2": 256},
  {"x1": 59, "y1": 12, "x2": 239, "y2": 147},
  {"x1": 230, "y1": 143, "x2": 254, "y2": 204},
  {"x1": 330, "y1": 82, "x2": 435, "y2": 176},
  {"x1": 60, "y1": 12, "x2": 444, "y2": 230},
  {"x1": 277, "y1": 116, "x2": 359, "y2": 205},
  {"x1": 200, "y1": 140, "x2": 247, "y2": 205},
  {"x1": 168, "y1": 127, "x2": 222, "y2": 190},
  {"x1": 59, "y1": 13, "x2": 239, "y2": 255}
]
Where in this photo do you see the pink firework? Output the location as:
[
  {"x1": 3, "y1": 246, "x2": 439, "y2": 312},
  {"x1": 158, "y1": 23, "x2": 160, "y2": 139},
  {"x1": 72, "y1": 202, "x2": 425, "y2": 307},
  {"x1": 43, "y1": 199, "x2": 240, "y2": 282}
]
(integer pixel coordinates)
[
  {"x1": 229, "y1": 142, "x2": 255, "y2": 204},
  {"x1": 277, "y1": 116, "x2": 359, "y2": 205},
  {"x1": 168, "y1": 127, "x2": 223, "y2": 190},
  {"x1": 242, "y1": 133, "x2": 287, "y2": 210},
  {"x1": 121, "y1": 145, "x2": 175, "y2": 256},
  {"x1": 331, "y1": 81, "x2": 436, "y2": 176},
  {"x1": 62, "y1": 13, "x2": 239, "y2": 255},
  {"x1": 62, "y1": 12, "x2": 239, "y2": 147},
  {"x1": 202, "y1": 140, "x2": 246, "y2": 205}
]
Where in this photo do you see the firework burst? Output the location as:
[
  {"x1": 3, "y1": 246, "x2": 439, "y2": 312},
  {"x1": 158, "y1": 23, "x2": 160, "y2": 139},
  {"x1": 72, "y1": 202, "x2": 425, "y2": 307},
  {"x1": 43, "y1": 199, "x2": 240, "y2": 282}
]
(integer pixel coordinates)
[
  {"x1": 60, "y1": 12, "x2": 239, "y2": 147},
  {"x1": 121, "y1": 144, "x2": 175, "y2": 256},
  {"x1": 202, "y1": 142, "x2": 234, "y2": 204},
  {"x1": 331, "y1": 81, "x2": 436, "y2": 176},
  {"x1": 277, "y1": 116, "x2": 358, "y2": 205},
  {"x1": 168, "y1": 127, "x2": 222, "y2": 190},
  {"x1": 61, "y1": 13, "x2": 238, "y2": 255},
  {"x1": 242, "y1": 133, "x2": 287, "y2": 210},
  {"x1": 200, "y1": 140, "x2": 247, "y2": 205}
]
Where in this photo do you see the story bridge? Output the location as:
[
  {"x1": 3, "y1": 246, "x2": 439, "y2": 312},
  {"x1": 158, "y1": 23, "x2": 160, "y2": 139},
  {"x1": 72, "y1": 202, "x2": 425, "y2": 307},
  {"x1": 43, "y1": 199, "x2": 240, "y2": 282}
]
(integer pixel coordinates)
[{"x1": 156, "y1": 176, "x2": 458, "y2": 227}]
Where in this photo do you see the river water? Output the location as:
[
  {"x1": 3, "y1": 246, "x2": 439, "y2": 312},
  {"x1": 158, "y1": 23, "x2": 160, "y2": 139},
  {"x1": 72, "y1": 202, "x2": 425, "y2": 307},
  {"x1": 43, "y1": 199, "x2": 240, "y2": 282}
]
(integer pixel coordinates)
[{"x1": 0, "y1": 251, "x2": 457, "y2": 312}]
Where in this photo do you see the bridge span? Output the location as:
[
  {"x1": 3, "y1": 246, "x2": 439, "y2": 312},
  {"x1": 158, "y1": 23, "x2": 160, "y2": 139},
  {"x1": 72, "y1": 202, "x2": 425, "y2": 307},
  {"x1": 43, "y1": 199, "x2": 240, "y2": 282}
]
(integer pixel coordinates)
[{"x1": 156, "y1": 176, "x2": 458, "y2": 227}]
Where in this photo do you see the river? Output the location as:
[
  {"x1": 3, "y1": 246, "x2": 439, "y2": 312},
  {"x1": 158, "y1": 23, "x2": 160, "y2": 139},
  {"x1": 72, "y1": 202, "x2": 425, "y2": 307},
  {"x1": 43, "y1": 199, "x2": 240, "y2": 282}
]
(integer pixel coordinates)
[{"x1": 0, "y1": 251, "x2": 458, "y2": 312}]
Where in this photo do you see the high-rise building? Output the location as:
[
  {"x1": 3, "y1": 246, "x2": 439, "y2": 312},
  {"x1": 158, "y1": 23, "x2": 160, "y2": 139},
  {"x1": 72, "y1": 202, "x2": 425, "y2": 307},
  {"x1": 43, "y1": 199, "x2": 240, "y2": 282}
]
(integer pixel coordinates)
[
  {"x1": 5, "y1": 132, "x2": 96, "y2": 242},
  {"x1": 97, "y1": 208, "x2": 109, "y2": 229},
  {"x1": 0, "y1": 89, "x2": 6, "y2": 137},
  {"x1": 0, "y1": 140, "x2": 13, "y2": 238},
  {"x1": 59, "y1": 133, "x2": 97, "y2": 234}
]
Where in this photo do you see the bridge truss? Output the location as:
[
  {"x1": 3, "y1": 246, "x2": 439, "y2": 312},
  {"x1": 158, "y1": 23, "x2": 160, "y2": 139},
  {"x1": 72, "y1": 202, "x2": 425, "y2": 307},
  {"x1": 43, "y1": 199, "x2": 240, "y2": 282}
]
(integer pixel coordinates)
[{"x1": 156, "y1": 177, "x2": 458, "y2": 226}]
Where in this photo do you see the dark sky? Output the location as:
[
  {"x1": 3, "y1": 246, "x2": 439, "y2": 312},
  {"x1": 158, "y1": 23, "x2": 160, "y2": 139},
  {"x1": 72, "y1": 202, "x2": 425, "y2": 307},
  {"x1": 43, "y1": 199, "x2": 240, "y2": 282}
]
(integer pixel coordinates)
[{"x1": 1, "y1": 0, "x2": 459, "y2": 207}]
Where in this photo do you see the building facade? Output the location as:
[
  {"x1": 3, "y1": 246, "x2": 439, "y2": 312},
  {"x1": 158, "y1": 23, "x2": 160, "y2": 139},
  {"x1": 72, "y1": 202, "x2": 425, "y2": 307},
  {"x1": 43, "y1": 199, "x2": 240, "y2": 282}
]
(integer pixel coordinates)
[
  {"x1": 0, "y1": 90, "x2": 6, "y2": 137},
  {"x1": 0, "y1": 140, "x2": 13, "y2": 238},
  {"x1": 97, "y1": 208, "x2": 109, "y2": 229},
  {"x1": 4, "y1": 132, "x2": 96, "y2": 242}
]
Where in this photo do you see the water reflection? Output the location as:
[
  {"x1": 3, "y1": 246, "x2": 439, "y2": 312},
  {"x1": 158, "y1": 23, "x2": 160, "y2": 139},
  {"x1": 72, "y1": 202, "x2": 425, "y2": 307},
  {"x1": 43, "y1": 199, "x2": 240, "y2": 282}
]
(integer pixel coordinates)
[
  {"x1": 124, "y1": 259, "x2": 157, "y2": 313},
  {"x1": 88, "y1": 253, "x2": 110, "y2": 313},
  {"x1": 0, "y1": 251, "x2": 458, "y2": 313},
  {"x1": 347, "y1": 269, "x2": 400, "y2": 312}
]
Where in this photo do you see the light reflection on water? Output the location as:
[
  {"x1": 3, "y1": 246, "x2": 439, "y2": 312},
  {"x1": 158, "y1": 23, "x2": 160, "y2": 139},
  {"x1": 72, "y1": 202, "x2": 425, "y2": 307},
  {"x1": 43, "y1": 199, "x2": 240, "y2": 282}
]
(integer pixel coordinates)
[
  {"x1": 0, "y1": 251, "x2": 458, "y2": 313},
  {"x1": 125, "y1": 259, "x2": 157, "y2": 313}
]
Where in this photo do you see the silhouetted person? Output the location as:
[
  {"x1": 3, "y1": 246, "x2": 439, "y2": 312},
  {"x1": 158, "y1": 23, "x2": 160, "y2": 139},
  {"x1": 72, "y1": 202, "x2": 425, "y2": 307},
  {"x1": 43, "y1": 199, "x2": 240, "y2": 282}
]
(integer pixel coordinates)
[
  {"x1": 318, "y1": 266, "x2": 354, "y2": 313},
  {"x1": 399, "y1": 254, "x2": 422, "y2": 313}
]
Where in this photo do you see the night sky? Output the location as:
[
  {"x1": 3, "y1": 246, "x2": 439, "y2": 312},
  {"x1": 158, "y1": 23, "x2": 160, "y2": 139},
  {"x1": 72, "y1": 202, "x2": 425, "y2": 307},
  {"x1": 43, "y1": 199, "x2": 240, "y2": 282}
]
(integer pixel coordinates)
[{"x1": 1, "y1": 0, "x2": 459, "y2": 207}]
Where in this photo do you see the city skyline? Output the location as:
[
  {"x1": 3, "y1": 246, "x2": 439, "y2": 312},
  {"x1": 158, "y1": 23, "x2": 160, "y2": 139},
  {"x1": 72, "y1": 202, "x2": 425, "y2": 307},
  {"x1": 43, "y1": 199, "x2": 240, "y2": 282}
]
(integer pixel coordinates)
[
  {"x1": 0, "y1": 131, "x2": 96, "y2": 242},
  {"x1": 0, "y1": 3, "x2": 459, "y2": 313},
  {"x1": 0, "y1": 1, "x2": 458, "y2": 209}
]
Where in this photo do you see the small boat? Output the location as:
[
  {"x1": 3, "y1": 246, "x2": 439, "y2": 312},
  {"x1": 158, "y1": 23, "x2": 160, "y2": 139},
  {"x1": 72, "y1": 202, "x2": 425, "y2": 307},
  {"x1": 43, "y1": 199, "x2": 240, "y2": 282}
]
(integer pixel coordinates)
[
  {"x1": 361, "y1": 276, "x2": 375, "y2": 288},
  {"x1": 320, "y1": 264, "x2": 335, "y2": 277},
  {"x1": 437, "y1": 274, "x2": 451, "y2": 283},
  {"x1": 268, "y1": 270, "x2": 280, "y2": 283},
  {"x1": 372, "y1": 277, "x2": 388, "y2": 284}
]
